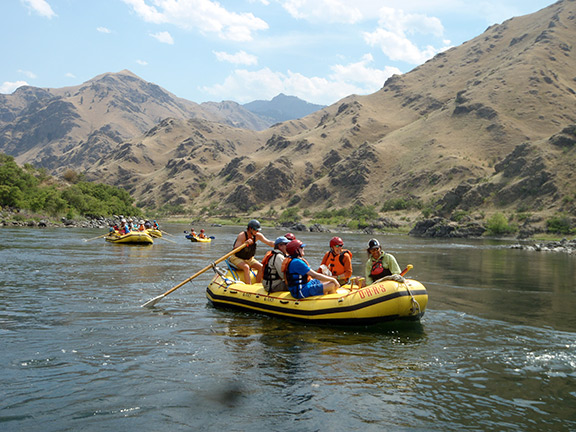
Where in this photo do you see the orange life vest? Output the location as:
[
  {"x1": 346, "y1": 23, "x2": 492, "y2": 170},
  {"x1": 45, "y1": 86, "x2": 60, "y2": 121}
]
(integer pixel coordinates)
[{"x1": 320, "y1": 249, "x2": 352, "y2": 281}]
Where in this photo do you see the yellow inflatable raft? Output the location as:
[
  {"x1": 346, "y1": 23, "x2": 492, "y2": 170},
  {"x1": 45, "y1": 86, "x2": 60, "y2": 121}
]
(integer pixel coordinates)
[
  {"x1": 186, "y1": 234, "x2": 212, "y2": 243},
  {"x1": 105, "y1": 231, "x2": 154, "y2": 244},
  {"x1": 206, "y1": 269, "x2": 427, "y2": 325},
  {"x1": 146, "y1": 228, "x2": 162, "y2": 238}
]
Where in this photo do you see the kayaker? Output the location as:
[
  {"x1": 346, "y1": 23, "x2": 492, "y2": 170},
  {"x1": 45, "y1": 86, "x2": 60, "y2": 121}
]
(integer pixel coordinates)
[
  {"x1": 318, "y1": 236, "x2": 353, "y2": 285},
  {"x1": 282, "y1": 239, "x2": 339, "y2": 299},
  {"x1": 198, "y1": 229, "x2": 207, "y2": 239},
  {"x1": 256, "y1": 236, "x2": 290, "y2": 292},
  {"x1": 364, "y1": 239, "x2": 404, "y2": 285},
  {"x1": 230, "y1": 219, "x2": 275, "y2": 284},
  {"x1": 189, "y1": 228, "x2": 197, "y2": 238}
]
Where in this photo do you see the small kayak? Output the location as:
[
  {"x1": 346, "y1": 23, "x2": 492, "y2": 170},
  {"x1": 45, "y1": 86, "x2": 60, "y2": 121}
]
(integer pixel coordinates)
[{"x1": 105, "y1": 231, "x2": 154, "y2": 244}]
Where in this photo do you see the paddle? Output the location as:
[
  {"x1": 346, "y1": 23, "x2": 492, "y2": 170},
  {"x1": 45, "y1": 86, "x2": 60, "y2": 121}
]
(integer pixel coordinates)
[
  {"x1": 83, "y1": 233, "x2": 110, "y2": 242},
  {"x1": 141, "y1": 242, "x2": 248, "y2": 308}
]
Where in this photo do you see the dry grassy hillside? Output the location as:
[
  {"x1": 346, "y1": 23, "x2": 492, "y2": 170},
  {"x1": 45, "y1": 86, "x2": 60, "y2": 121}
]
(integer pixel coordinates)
[{"x1": 85, "y1": 0, "x2": 576, "y2": 230}]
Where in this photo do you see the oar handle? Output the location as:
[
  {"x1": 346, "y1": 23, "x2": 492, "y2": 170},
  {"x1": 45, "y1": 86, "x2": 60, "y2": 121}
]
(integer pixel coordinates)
[{"x1": 400, "y1": 264, "x2": 413, "y2": 276}]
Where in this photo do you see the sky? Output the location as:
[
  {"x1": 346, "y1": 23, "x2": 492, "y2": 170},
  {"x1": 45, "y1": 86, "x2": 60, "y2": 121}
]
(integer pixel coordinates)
[{"x1": 1, "y1": 0, "x2": 556, "y2": 106}]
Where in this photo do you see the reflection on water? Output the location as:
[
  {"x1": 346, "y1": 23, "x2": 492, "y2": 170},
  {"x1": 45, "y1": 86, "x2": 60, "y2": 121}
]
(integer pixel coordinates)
[{"x1": 1, "y1": 225, "x2": 575, "y2": 431}]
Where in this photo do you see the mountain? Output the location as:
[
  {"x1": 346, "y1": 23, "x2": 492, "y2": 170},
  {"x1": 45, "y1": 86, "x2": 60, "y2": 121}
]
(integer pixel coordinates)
[
  {"x1": 2, "y1": 0, "x2": 576, "y2": 232},
  {"x1": 243, "y1": 93, "x2": 326, "y2": 125},
  {"x1": 83, "y1": 0, "x2": 576, "y2": 229},
  {"x1": 0, "y1": 70, "x2": 268, "y2": 172}
]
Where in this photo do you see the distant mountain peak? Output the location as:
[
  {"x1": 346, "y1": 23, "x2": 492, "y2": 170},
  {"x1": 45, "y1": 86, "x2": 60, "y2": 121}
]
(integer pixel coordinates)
[{"x1": 243, "y1": 93, "x2": 326, "y2": 123}]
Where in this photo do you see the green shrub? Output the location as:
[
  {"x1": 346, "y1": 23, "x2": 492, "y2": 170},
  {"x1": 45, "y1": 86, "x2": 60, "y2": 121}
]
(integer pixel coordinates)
[
  {"x1": 485, "y1": 212, "x2": 518, "y2": 235},
  {"x1": 279, "y1": 207, "x2": 300, "y2": 223},
  {"x1": 546, "y1": 215, "x2": 574, "y2": 235}
]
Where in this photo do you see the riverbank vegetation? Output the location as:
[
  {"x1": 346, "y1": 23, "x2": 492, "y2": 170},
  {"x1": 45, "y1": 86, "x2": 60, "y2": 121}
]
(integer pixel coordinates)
[{"x1": 0, "y1": 154, "x2": 141, "y2": 221}]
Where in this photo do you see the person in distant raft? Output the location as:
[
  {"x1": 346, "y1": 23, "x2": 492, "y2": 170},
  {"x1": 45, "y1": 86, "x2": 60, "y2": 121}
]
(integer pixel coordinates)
[
  {"x1": 283, "y1": 239, "x2": 339, "y2": 299},
  {"x1": 230, "y1": 219, "x2": 275, "y2": 284},
  {"x1": 318, "y1": 236, "x2": 353, "y2": 285},
  {"x1": 364, "y1": 239, "x2": 404, "y2": 285}
]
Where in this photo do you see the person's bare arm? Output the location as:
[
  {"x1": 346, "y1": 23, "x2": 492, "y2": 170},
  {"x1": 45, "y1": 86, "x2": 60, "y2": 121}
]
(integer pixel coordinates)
[{"x1": 256, "y1": 232, "x2": 275, "y2": 248}]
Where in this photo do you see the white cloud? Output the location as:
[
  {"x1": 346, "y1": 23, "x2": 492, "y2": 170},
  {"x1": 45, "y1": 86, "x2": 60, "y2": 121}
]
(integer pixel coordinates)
[
  {"x1": 0, "y1": 81, "x2": 29, "y2": 94},
  {"x1": 150, "y1": 31, "x2": 174, "y2": 44},
  {"x1": 97, "y1": 26, "x2": 112, "y2": 33},
  {"x1": 329, "y1": 54, "x2": 401, "y2": 87},
  {"x1": 376, "y1": 7, "x2": 444, "y2": 37},
  {"x1": 281, "y1": 0, "x2": 363, "y2": 24},
  {"x1": 214, "y1": 50, "x2": 258, "y2": 66},
  {"x1": 21, "y1": 0, "x2": 56, "y2": 18},
  {"x1": 65, "y1": 72, "x2": 76, "y2": 78},
  {"x1": 122, "y1": 0, "x2": 268, "y2": 41},
  {"x1": 201, "y1": 55, "x2": 401, "y2": 105},
  {"x1": 18, "y1": 69, "x2": 37, "y2": 79},
  {"x1": 363, "y1": 7, "x2": 450, "y2": 64},
  {"x1": 136, "y1": 59, "x2": 148, "y2": 66}
]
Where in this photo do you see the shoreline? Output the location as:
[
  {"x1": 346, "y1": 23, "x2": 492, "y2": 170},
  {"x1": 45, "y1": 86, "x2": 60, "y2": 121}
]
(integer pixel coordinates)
[{"x1": 2, "y1": 210, "x2": 575, "y2": 254}]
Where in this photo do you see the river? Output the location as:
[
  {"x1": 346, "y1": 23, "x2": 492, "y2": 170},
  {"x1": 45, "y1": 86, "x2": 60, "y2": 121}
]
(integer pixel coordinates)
[{"x1": 1, "y1": 225, "x2": 575, "y2": 431}]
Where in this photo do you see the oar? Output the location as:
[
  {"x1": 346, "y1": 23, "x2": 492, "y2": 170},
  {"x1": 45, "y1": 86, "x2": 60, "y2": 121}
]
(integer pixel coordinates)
[
  {"x1": 160, "y1": 229, "x2": 175, "y2": 237},
  {"x1": 157, "y1": 236, "x2": 177, "y2": 244},
  {"x1": 374, "y1": 264, "x2": 413, "y2": 284},
  {"x1": 83, "y1": 233, "x2": 109, "y2": 242},
  {"x1": 400, "y1": 264, "x2": 413, "y2": 276},
  {"x1": 141, "y1": 242, "x2": 248, "y2": 308}
]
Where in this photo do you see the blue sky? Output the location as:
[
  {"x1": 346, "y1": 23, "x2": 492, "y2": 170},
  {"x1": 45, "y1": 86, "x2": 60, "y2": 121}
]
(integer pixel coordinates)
[{"x1": 1, "y1": 0, "x2": 555, "y2": 105}]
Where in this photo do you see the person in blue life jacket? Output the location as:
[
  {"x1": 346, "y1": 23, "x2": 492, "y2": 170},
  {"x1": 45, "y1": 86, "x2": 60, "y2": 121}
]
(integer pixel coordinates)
[
  {"x1": 230, "y1": 219, "x2": 275, "y2": 284},
  {"x1": 364, "y1": 238, "x2": 405, "y2": 285},
  {"x1": 282, "y1": 239, "x2": 339, "y2": 299}
]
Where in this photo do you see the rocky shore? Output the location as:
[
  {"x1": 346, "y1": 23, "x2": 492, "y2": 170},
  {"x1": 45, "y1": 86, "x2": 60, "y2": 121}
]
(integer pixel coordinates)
[
  {"x1": 0, "y1": 211, "x2": 120, "y2": 229},
  {"x1": 510, "y1": 238, "x2": 576, "y2": 254}
]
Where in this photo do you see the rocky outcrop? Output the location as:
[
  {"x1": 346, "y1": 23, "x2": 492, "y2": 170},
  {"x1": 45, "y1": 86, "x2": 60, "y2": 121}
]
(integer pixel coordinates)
[{"x1": 409, "y1": 217, "x2": 486, "y2": 238}]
